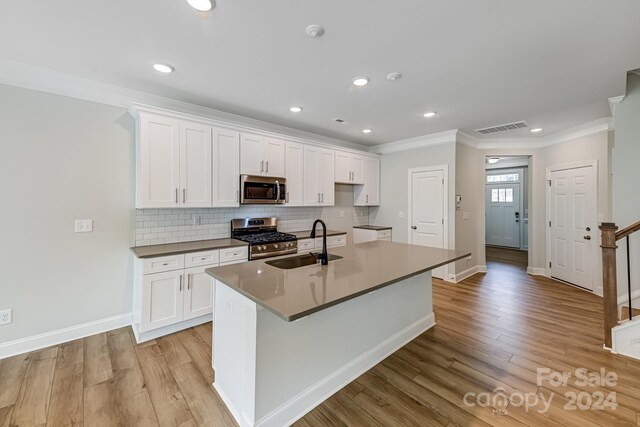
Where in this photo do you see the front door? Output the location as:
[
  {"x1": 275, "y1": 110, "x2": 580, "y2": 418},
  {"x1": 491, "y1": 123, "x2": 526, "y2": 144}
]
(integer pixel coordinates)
[
  {"x1": 486, "y1": 183, "x2": 521, "y2": 248},
  {"x1": 409, "y1": 168, "x2": 445, "y2": 278},
  {"x1": 550, "y1": 165, "x2": 596, "y2": 290}
]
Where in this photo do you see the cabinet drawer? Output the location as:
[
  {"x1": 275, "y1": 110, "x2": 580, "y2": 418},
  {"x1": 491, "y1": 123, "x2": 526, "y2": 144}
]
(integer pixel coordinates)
[
  {"x1": 185, "y1": 250, "x2": 219, "y2": 268},
  {"x1": 326, "y1": 234, "x2": 347, "y2": 248},
  {"x1": 376, "y1": 229, "x2": 392, "y2": 239},
  {"x1": 143, "y1": 254, "x2": 185, "y2": 275},
  {"x1": 298, "y1": 239, "x2": 315, "y2": 251},
  {"x1": 219, "y1": 246, "x2": 248, "y2": 264}
]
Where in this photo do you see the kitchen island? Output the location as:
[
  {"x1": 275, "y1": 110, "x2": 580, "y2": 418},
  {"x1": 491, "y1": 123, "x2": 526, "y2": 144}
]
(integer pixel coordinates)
[{"x1": 206, "y1": 241, "x2": 469, "y2": 427}]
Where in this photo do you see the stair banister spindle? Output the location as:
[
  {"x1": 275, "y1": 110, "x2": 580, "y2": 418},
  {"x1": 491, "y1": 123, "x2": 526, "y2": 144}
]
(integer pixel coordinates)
[
  {"x1": 627, "y1": 235, "x2": 632, "y2": 321},
  {"x1": 600, "y1": 222, "x2": 619, "y2": 349}
]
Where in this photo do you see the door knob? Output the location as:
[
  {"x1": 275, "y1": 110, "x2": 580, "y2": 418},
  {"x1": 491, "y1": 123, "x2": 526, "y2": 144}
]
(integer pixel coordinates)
[
  {"x1": 586, "y1": 227, "x2": 591, "y2": 231},
  {"x1": 411, "y1": 226, "x2": 417, "y2": 230},
  {"x1": 583, "y1": 235, "x2": 591, "y2": 240}
]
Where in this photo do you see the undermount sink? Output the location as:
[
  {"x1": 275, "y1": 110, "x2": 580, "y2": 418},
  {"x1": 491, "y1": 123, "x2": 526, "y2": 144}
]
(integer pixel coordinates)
[{"x1": 265, "y1": 253, "x2": 343, "y2": 270}]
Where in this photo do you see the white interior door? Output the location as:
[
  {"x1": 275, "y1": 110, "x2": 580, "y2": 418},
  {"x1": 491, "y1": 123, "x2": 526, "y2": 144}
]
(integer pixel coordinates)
[
  {"x1": 409, "y1": 168, "x2": 445, "y2": 278},
  {"x1": 550, "y1": 165, "x2": 596, "y2": 290},
  {"x1": 486, "y1": 183, "x2": 521, "y2": 248}
]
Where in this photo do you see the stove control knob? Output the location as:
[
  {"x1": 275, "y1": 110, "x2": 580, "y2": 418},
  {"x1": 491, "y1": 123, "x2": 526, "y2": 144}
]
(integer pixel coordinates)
[
  {"x1": 260, "y1": 245, "x2": 266, "y2": 250},
  {"x1": 273, "y1": 244, "x2": 279, "y2": 249}
]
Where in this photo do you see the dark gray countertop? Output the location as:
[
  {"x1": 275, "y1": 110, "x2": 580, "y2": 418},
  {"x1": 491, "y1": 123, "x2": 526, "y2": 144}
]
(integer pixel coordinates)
[
  {"x1": 353, "y1": 225, "x2": 392, "y2": 231},
  {"x1": 206, "y1": 241, "x2": 469, "y2": 321},
  {"x1": 131, "y1": 238, "x2": 248, "y2": 259}
]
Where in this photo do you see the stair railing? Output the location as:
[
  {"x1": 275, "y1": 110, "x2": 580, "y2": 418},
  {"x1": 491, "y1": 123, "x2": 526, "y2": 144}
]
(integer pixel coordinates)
[{"x1": 600, "y1": 220, "x2": 640, "y2": 348}]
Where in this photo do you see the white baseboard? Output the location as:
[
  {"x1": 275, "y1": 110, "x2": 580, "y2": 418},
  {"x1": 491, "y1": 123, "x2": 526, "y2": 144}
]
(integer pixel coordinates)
[
  {"x1": 617, "y1": 289, "x2": 640, "y2": 307},
  {"x1": 527, "y1": 267, "x2": 547, "y2": 276},
  {"x1": 454, "y1": 265, "x2": 487, "y2": 283},
  {"x1": 132, "y1": 314, "x2": 212, "y2": 344},
  {"x1": 0, "y1": 313, "x2": 132, "y2": 359},
  {"x1": 251, "y1": 313, "x2": 436, "y2": 427}
]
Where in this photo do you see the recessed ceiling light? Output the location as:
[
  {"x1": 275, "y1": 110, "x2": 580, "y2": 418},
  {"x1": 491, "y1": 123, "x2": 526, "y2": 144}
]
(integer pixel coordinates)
[
  {"x1": 487, "y1": 157, "x2": 501, "y2": 164},
  {"x1": 530, "y1": 128, "x2": 543, "y2": 133},
  {"x1": 187, "y1": 0, "x2": 213, "y2": 12},
  {"x1": 305, "y1": 25, "x2": 325, "y2": 37},
  {"x1": 386, "y1": 73, "x2": 402, "y2": 81},
  {"x1": 362, "y1": 129, "x2": 372, "y2": 134},
  {"x1": 289, "y1": 106, "x2": 303, "y2": 113},
  {"x1": 423, "y1": 112, "x2": 436, "y2": 118},
  {"x1": 352, "y1": 77, "x2": 369, "y2": 87},
  {"x1": 153, "y1": 63, "x2": 175, "y2": 74}
]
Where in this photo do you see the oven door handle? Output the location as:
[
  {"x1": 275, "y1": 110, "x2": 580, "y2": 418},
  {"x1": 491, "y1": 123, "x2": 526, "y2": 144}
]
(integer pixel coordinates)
[{"x1": 275, "y1": 180, "x2": 280, "y2": 202}]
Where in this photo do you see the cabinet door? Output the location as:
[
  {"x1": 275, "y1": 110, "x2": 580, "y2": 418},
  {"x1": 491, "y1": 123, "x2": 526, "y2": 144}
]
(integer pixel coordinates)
[
  {"x1": 141, "y1": 270, "x2": 184, "y2": 332},
  {"x1": 180, "y1": 121, "x2": 212, "y2": 207},
  {"x1": 240, "y1": 133, "x2": 264, "y2": 175},
  {"x1": 320, "y1": 149, "x2": 335, "y2": 206},
  {"x1": 213, "y1": 128, "x2": 240, "y2": 207},
  {"x1": 138, "y1": 113, "x2": 181, "y2": 208},
  {"x1": 365, "y1": 157, "x2": 380, "y2": 205},
  {"x1": 183, "y1": 266, "x2": 214, "y2": 320},
  {"x1": 263, "y1": 137, "x2": 285, "y2": 177},
  {"x1": 334, "y1": 151, "x2": 352, "y2": 183},
  {"x1": 350, "y1": 155, "x2": 365, "y2": 184},
  {"x1": 285, "y1": 141, "x2": 304, "y2": 206},
  {"x1": 303, "y1": 147, "x2": 321, "y2": 206}
]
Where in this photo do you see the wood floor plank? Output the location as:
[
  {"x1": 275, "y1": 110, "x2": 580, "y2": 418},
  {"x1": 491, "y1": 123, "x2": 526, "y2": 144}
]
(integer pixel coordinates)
[
  {"x1": 119, "y1": 390, "x2": 160, "y2": 427},
  {"x1": 0, "y1": 406, "x2": 13, "y2": 427},
  {"x1": 352, "y1": 387, "x2": 424, "y2": 427},
  {"x1": 156, "y1": 334, "x2": 192, "y2": 369},
  {"x1": 107, "y1": 327, "x2": 145, "y2": 400},
  {"x1": 136, "y1": 344, "x2": 194, "y2": 427},
  {"x1": 193, "y1": 322, "x2": 213, "y2": 348},
  {"x1": 83, "y1": 381, "x2": 123, "y2": 426},
  {"x1": 321, "y1": 389, "x2": 383, "y2": 427},
  {"x1": 0, "y1": 353, "x2": 30, "y2": 408},
  {"x1": 46, "y1": 361, "x2": 83, "y2": 427},
  {"x1": 171, "y1": 362, "x2": 236, "y2": 426},
  {"x1": 176, "y1": 328, "x2": 214, "y2": 383},
  {"x1": 83, "y1": 333, "x2": 112, "y2": 387},
  {"x1": 10, "y1": 347, "x2": 58, "y2": 426},
  {"x1": 55, "y1": 339, "x2": 83, "y2": 369}
]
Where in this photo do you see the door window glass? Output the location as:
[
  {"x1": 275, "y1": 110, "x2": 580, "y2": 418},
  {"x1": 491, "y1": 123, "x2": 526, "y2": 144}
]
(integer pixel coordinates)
[{"x1": 487, "y1": 173, "x2": 519, "y2": 183}]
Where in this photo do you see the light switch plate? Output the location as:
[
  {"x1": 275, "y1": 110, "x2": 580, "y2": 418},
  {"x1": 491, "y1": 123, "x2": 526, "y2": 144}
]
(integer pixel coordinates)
[
  {"x1": 398, "y1": 211, "x2": 404, "y2": 218},
  {"x1": 75, "y1": 219, "x2": 93, "y2": 233}
]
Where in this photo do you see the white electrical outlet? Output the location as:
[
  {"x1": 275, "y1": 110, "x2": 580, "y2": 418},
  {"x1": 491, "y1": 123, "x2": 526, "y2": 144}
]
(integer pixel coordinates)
[
  {"x1": 75, "y1": 219, "x2": 93, "y2": 233},
  {"x1": 339, "y1": 210, "x2": 344, "y2": 218},
  {"x1": 193, "y1": 215, "x2": 202, "y2": 226},
  {"x1": 398, "y1": 211, "x2": 404, "y2": 218},
  {"x1": 0, "y1": 309, "x2": 12, "y2": 325}
]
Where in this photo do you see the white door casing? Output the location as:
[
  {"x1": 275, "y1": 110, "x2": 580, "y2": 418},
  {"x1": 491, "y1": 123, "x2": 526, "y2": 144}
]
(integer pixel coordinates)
[
  {"x1": 486, "y1": 182, "x2": 521, "y2": 248},
  {"x1": 548, "y1": 162, "x2": 597, "y2": 291},
  {"x1": 408, "y1": 166, "x2": 448, "y2": 279}
]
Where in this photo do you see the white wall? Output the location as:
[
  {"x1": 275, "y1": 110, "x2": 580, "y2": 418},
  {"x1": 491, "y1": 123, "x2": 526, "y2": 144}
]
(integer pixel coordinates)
[
  {"x1": 0, "y1": 83, "x2": 135, "y2": 343},
  {"x1": 614, "y1": 73, "x2": 640, "y2": 297},
  {"x1": 368, "y1": 142, "x2": 456, "y2": 248}
]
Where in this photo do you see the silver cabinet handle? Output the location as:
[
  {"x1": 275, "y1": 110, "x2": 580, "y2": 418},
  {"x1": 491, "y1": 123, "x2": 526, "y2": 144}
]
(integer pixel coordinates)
[
  {"x1": 286, "y1": 192, "x2": 289, "y2": 203},
  {"x1": 187, "y1": 274, "x2": 191, "y2": 290},
  {"x1": 179, "y1": 275, "x2": 183, "y2": 291},
  {"x1": 266, "y1": 161, "x2": 269, "y2": 173},
  {"x1": 321, "y1": 193, "x2": 324, "y2": 203},
  {"x1": 366, "y1": 194, "x2": 369, "y2": 203},
  {"x1": 183, "y1": 188, "x2": 186, "y2": 203},
  {"x1": 260, "y1": 160, "x2": 264, "y2": 172},
  {"x1": 275, "y1": 180, "x2": 280, "y2": 202},
  {"x1": 318, "y1": 193, "x2": 320, "y2": 203},
  {"x1": 175, "y1": 188, "x2": 178, "y2": 204}
]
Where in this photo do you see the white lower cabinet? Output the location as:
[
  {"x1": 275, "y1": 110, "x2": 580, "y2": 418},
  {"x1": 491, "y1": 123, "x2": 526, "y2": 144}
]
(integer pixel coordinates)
[
  {"x1": 298, "y1": 234, "x2": 347, "y2": 252},
  {"x1": 353, "y1": 228, "x2": 392, "y2": 244},
  {"x1": 133, "y1": 247, "x2": 248, "y2": 343}
]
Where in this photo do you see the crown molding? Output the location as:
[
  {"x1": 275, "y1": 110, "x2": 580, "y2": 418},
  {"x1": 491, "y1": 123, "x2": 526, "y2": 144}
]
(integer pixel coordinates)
[
  {"x1": 0, "y1": 59, "x2": 369, "y2": 153},
  {"x1": 609, "y1": 95, "x2": 625, "y2": 117},
  {"x1": 368, "y1": 129, "x2": 458, "y2": 154}
]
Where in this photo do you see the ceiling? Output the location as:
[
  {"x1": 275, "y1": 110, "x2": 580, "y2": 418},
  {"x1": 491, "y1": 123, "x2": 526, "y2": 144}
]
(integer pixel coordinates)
[{"x1": 1, "y1": 0, "x2": 639, "y2": 145}]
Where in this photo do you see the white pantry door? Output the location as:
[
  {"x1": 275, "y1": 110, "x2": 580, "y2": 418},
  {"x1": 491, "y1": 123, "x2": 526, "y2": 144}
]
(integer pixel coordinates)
[
  {"x1": 550, "y1": 165, "x2": 596, "y2": 290},
  {"x1": 486, "y1": 183, "x2": 521, "y2": 248},
  {"x1": 409, "y1": 168, "x2": 445, "y2": 278}
]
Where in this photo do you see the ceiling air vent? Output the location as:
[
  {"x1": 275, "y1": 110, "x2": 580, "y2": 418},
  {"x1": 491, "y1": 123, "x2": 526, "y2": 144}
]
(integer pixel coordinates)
[{"x1": 475, "y1": 121, "x2": 528, "y2": 135}]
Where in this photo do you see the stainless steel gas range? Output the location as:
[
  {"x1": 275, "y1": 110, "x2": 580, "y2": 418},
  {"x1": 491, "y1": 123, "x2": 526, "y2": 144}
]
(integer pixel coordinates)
[{"x1": 231, "y1": 217, "x2": 297, "y2": 260}]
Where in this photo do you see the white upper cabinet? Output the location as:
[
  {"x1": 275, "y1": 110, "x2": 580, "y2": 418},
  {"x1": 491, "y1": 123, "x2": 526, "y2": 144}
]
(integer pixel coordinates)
[
  {"x1": 285, "y1": 141, "x2": 304, "y2": 206},
  {"x1": 138, "y1": 113, "x2": 181, "y2": 208},
  {"x1": 213, "y1": 127, "x2": 240, "y2": 207},
  {"x1": 304, "y1": 146, "x2": 335, "y2": 206},
  {"x1": 335, "y1": 151, "x2": 364, "y2": 185},
  {"x1": 180, "y1": 121, "x2": 212, "y2": 208},
  {"x1": 240, "y1": 133, "x2": 285, "y2": 177},
  {"x1": 354, "y1": 157, "x2": 380, "y2": 206}
]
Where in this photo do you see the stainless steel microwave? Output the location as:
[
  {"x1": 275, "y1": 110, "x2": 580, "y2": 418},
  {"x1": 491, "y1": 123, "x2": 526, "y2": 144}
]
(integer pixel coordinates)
[{"x1": 240, "y1": 175, "x2": 287, "y2": 204}]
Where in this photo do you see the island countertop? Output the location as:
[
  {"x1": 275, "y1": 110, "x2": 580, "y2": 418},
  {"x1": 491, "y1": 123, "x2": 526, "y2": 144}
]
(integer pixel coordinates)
[{"x1": 206, "y1": 241, "x2": 469, "y2": 321}]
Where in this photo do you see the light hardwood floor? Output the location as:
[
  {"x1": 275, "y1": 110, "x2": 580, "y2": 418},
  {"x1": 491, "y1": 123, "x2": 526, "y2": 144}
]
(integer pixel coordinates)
[{"x1": 2, "y1": 256, "x2": 640, "y2": 426}]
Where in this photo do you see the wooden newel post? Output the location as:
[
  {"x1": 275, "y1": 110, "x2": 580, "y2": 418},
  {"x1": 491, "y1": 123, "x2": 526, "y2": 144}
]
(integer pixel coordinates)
[{"x1": 600, "y1": 222, "x2": 619, "y2": 349}]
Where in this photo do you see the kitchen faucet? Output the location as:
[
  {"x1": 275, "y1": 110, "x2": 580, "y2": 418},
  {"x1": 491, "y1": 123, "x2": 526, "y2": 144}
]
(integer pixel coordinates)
[{"x1": 309, "y1": 219, "x2": 328, "y2": 265}]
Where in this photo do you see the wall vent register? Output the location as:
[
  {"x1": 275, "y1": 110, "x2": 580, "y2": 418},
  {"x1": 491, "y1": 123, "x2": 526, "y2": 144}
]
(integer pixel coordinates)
[{"x1": 475, "y1": 121, "x2": 528, "y2": 135}]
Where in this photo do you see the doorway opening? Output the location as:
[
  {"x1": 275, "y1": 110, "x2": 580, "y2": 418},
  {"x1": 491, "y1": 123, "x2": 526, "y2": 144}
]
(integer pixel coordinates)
[{"x1": 485, "y1": 156, "x2": 530, "y2": 271}]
